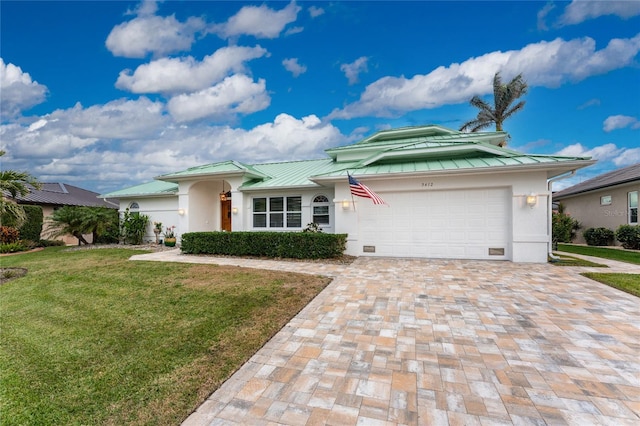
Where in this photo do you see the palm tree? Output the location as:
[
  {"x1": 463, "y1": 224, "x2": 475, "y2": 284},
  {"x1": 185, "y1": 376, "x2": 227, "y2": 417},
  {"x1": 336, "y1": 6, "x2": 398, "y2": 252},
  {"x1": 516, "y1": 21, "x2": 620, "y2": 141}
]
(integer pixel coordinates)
[
  {"x1": 0, "y1": 150, "x2": 41, "y2": 227},
  {"x1": 46, "y1": 206, "x2": 91, "y2": 245},
  {"x1": 459, "y1": 72, "x2": 528, "y2": 143}
]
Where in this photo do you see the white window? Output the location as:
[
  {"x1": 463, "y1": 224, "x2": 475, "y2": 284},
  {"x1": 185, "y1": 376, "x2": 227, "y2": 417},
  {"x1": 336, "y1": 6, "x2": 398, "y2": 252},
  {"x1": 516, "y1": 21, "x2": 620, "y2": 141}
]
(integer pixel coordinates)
[
  {"x1": 253, "y1": 196, "x2": 302, "y2": 228},
  {"x1": 312, "y1": 195, "x2": 330, "y2": 225},
  {"x1": 600, "y1": 195, "x2": 612, "y2": 206},
  {"x1": 129, "y1": 202, "x2": 139, "y2": 210},
  {"x1": 629, "y1": 191, "x2": 638, "y2": 224}
]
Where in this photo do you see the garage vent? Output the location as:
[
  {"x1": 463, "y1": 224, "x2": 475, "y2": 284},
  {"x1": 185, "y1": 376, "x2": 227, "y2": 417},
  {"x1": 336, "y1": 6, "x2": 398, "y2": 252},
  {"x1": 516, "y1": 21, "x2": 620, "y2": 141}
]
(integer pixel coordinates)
[
  {"x1": 363, "y1": 245, "x2": 376, "y2": 253},
  {"x1": 488, "y1": 248, "x2": 505, "y2": 256}
]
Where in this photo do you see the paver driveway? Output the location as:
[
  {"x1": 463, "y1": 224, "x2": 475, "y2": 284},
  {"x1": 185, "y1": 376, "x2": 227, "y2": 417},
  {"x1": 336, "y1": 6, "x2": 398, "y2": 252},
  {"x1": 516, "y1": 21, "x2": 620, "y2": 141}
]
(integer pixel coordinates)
[{"x1": 134, "y1": 252, "x2": 640, "y2": 425}]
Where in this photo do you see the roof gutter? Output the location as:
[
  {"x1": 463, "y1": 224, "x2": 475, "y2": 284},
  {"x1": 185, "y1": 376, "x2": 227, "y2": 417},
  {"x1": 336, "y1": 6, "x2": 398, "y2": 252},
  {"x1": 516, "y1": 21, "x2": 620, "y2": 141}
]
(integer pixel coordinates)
[{"x1": 547, "y1": 170, "x2": 576, "y2": 261}]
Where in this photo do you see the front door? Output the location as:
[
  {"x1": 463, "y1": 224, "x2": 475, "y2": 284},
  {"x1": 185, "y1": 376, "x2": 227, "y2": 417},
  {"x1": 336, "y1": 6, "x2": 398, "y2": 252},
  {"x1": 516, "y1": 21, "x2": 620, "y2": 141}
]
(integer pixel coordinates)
[{"x1": 221, "y1": 200, "x2": 232, "y2": 231}]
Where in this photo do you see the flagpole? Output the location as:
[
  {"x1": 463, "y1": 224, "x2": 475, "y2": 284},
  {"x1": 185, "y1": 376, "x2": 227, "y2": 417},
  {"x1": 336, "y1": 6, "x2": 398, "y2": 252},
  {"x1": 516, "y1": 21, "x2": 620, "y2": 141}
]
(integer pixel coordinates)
[{"x1": 347, "y1": 172, "x2": 357, "y2": 211}]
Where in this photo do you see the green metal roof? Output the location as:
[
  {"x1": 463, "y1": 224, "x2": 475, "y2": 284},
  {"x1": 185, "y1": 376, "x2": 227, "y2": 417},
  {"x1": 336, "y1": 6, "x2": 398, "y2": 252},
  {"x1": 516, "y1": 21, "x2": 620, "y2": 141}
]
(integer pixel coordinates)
[
  {"x1": 325, "y1": 125, "x2": 508, "y2": 162},
  {"x1": 158, "y1": 160, "x2": 268, "y2": 181},
  {"x1": 311, "y1": 152, "x2": 594, "y2": 180},
  {"x1": 99, "y1": 180, "x2": 178, "y2": 198},
  {"x1": 239, "y1": 158, "x2": 359, "y2": 190},
  {"x1": 102, "y1": 124, "x2": 594, "y2": 197}
]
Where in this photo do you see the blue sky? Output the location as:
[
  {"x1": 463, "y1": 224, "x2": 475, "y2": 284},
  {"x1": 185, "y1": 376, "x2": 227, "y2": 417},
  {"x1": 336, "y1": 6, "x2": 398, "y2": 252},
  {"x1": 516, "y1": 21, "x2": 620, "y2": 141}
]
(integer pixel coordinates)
[{"x1": 1, "y1": 0, "x2": 639, "y2": 194}]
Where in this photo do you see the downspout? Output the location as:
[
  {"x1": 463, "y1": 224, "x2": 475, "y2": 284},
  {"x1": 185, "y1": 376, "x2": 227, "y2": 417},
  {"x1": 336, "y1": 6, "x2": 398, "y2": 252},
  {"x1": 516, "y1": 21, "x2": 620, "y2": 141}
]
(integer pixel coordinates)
[{"x1": 547, "y1": 170, "x2": 576, "y2": 260}]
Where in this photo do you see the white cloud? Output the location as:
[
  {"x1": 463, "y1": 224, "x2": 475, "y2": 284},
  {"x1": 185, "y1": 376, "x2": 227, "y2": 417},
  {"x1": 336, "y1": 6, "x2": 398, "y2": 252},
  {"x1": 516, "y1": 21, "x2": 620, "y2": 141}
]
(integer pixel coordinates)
[
  {"x1": 282, "y1": 58, "x2": 307, "y2": 77},
  {"x1": 308, "y1": 6, "x2": 325, "y2": 18},
  {"x1": 603, "y1": 115, "x2": 640, "y2": 132},
  {"x1": 2, "y1": 108, "x2": 346, "y2": 193},
  {"x1": 340, "y1": 56, "x2": 369, "y2": 85},
  {"x1": 116, "y1": 46, "x2": 268, "y2": 94},
  {"x1": 577, "y1": 98, "x2": 600, "y2": 110},
  {"x1": 284, "y1": 26, "x2": 304, "y2": 36},
  {"x1": 329, "y1": 33, "x2": 640, "y2": 119},
  {"x1": 0, "y1": 59, "x2": 48, "y2": 118},
  {"x1": 210, "y1": 1, "x2": 301, "y2": 39},
  {"x1": 558, "y1": 0, "x2": 640, "y2": 26},
  {"x1": 555, "y1": 142, "x2": 623, "y2": 162},
  {"x1": 128, "y1": 0, "x2": 158, "y2": 17},
  {"x1": 167, "y1": 75, "x2": 270, "y2": 122},
  {"x1": 537, "y1": 2, "x2": 556, "y2": 31},
  {"x1": 106, "y1": 8, "x2": 205, "y2": 58},
  {"x1": 613, "y1": 148, "x2": 640, "y2": 166},
  {"x1": 0, "y1": 97, "x2": 166, "y2": 161},
  {"x1": 213, "y1": 113, "x2": 344, "y2": 161}
]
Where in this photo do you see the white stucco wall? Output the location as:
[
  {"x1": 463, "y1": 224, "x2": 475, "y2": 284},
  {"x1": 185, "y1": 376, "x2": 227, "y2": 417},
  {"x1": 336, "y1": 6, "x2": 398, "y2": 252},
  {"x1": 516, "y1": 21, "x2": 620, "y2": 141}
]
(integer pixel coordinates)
[
  {"x1": 333, "y1": 170, "x2": 550, "y2": 263},
  {"x1": 122, "y1": 197, "x2": 179, "y2": 243}
]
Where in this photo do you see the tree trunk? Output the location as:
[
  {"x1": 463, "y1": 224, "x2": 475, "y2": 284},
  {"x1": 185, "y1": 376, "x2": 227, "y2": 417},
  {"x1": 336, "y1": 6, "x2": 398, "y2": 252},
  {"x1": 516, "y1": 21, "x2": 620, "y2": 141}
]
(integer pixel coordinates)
[{"x1": 74, "y1": 232, "x2": 90, "y2": 245}]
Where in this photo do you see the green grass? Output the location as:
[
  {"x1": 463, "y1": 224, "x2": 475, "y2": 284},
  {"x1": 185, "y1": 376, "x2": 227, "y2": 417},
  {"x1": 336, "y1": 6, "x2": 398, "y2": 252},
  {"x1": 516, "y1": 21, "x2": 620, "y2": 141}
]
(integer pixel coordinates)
[
  {"x1": 582, "y1": 273, "x2": 640, "y2": 298},
  {"x1": 550, "y1": 254, "x2": 607, "y2": 267},
  {"x1": 557, "y1": 244, "x2": 640, "y2": 265},
  {"x1": 0, "y1": 247, "x2": 330, "y2": 425}
]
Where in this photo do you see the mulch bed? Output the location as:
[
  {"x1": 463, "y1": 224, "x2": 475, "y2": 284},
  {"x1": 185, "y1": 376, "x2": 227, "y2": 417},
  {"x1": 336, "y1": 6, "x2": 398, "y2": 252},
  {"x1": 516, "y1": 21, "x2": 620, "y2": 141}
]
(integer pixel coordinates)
[{"x1": 0, "y1": 268, "x2": 28, "y2": 285}]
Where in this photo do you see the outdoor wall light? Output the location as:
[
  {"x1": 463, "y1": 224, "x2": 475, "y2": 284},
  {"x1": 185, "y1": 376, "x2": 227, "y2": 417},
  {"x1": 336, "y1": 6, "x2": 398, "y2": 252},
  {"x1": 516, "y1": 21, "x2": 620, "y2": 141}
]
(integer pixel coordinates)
[
  {"x1": 341, "y1": 200, "x2": 350, "y2": 210},
  {"x1": 525, "y1": 193, "x2": 537, "y2": 208},
  {"x1": 178, "y1": 208, "x2": 186, "y2": 215},
  {"x1": 232, "y1": 207, "x2": 238, "y2": 215}
]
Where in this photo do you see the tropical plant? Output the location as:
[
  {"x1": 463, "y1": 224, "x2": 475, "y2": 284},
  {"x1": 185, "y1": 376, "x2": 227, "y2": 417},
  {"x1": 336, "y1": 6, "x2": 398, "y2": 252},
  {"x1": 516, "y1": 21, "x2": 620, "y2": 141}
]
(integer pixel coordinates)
[
  {"x1": 83, "y1": 207, "x2": 119, "y2": 244},
  {"x1": 47, "y1": 206, "x2": 91, "y2": 245},
  {"x1": 459, "y1": 72, "x2": 528, "y2": 144},
  {"x1": 120, "y1": 208, "x2": 150, "y2": 245},
  {"x1": 163, "y1": 225, "x2": 176, "y2": 239},
  {"x1": 47, "y1": 206, "x2": 119, "y2": 245},
  {"x1": 0, "y1": 226, "x2": 20, "y2": 244},
  {"x1": 0, "y1": 150, "x2": 41, "y2": 227}
]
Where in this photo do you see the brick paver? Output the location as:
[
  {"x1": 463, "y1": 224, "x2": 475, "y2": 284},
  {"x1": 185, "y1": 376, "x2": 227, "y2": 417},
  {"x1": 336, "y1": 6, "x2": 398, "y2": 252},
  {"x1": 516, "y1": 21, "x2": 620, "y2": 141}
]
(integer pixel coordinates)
[{"x1": 132, "y1": 251, "x2": 640, "y2": 425}]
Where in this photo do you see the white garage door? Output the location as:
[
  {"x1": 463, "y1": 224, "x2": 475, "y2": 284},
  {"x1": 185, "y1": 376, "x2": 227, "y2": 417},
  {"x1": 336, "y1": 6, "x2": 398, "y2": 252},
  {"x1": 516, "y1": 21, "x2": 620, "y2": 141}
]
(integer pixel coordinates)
[{"x1": 358, "y1": 188, "x2": 510, "y2": 260}]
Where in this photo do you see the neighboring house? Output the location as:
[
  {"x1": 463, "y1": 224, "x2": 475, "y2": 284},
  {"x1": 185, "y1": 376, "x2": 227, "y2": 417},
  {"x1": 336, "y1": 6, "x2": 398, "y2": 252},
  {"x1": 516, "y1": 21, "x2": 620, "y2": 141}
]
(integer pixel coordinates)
[
  {"x1": 553, "y1": 163, "x2": 640, "y2": 244},
  {"x1": 100, "y1": 125, "x2": 594, "y2": 262},
  {"x1": 16, "y1": 183, "x2": 119, "y2": 245}
]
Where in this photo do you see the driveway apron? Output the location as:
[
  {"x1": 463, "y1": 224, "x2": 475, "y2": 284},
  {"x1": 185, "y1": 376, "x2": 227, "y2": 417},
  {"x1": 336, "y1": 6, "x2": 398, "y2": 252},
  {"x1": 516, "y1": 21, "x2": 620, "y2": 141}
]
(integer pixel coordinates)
[{"x1": 132, "y1": 252, "x2": 640, "y2": 425}]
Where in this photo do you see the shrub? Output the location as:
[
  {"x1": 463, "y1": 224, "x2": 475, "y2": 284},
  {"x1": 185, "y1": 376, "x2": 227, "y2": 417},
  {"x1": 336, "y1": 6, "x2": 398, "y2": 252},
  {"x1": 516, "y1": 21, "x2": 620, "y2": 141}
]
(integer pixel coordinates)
[
  {"x1": 0, "y1": 239, "x2": 38, "y2": 253},
  {"x1": 0, "y1": 226, "x2": 20, "y2": 244},
  {"x1": 181, "y1": 231, "x2": 347, "y2": 259},
  {"x1": 120, "y1": 209, "x2": 150, "y2": 245},
  {"x1": 583, "y1": 227, "x2": 614, "y2": 246},
  {"x1": 552, "y1": 210, "x2": 580, "y2": 243},
  {"x1": 18, "y1": 205, "x2": 43, "y2": 242},
  {"x1": 38, "y1": 239, "x2": 66, "y2": 247},
  {"x1": 0, "y1": 241, "x2": 27, "y2": 253},
  {"x1": 615, "y1": 224, "x2": 640, "y2": 250}
]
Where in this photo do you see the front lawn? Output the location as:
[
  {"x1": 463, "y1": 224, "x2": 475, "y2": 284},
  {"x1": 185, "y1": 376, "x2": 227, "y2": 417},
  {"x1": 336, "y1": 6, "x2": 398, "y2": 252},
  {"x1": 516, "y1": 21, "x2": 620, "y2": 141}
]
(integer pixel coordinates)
[
  {"x1": 557, "y1": 244, "x2": 640, "y2": 265},
  {"x1": 0, "y1": 247, "x2": 330, "y2": 425},
  {"x1": 582, "y1": 273, "x2": 640, "y2": 298}
]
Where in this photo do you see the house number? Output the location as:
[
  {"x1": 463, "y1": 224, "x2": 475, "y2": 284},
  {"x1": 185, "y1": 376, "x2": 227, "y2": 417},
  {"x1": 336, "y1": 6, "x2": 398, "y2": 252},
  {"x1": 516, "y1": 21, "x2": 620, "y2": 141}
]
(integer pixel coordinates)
[{"x1": 421, "y1": 182, "x2": 434, "y2": 188}]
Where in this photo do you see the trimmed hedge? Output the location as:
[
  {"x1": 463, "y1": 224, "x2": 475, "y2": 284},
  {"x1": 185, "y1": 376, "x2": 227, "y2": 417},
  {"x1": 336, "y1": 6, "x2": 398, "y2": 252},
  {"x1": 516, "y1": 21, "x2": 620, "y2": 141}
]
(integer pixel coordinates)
[
  {"x1": 615, "y1": 224, "x2": 640, "y2": 250},
  {"x1": 181, "y1": 231, "x2": 348, "y2": 259},
  {"x1": 19, "y1": 205, "x2": 43, "y2": 242},
  {"x1": 583, "y1": 227, "x2": 614, "y2": 246}
]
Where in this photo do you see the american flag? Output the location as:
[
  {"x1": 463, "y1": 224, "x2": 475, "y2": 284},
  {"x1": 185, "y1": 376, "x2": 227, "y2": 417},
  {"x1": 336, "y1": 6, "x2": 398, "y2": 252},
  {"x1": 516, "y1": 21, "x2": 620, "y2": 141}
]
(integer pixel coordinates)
[{"x1": 348, "y1": 174, "x2": 387, "y2": 205}]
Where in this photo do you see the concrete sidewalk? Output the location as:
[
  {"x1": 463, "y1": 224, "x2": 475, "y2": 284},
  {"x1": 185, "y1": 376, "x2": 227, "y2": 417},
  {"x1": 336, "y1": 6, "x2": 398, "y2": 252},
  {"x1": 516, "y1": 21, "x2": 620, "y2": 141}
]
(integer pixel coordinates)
[{"x1": 131, "y1": 251, "x2": 640, "y2": 425}]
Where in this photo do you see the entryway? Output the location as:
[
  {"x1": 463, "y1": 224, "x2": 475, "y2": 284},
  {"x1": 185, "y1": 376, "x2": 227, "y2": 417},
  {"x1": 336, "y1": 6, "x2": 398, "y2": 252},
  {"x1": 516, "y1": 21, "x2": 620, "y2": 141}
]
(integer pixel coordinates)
[{"x1": 221, "y1": 199, "x2": 231, "y2": 231}]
